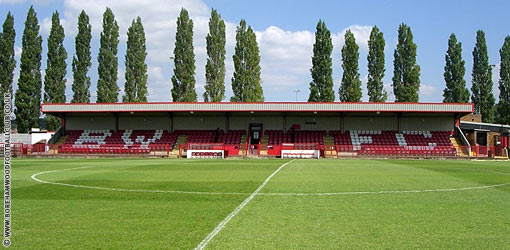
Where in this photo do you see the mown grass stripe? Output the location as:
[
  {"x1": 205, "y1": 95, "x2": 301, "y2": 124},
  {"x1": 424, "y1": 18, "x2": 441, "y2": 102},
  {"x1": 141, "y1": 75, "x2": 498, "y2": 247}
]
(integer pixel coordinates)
[{"x1": 194, "y1": 159, "x2": 296, "y2": 250}]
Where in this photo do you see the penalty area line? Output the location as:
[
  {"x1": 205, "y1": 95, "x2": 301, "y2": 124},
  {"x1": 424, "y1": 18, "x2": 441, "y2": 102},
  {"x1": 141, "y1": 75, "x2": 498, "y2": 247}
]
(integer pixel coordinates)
[{"x1": 194, "y1": 159, "x2": 296, "y2": 250}]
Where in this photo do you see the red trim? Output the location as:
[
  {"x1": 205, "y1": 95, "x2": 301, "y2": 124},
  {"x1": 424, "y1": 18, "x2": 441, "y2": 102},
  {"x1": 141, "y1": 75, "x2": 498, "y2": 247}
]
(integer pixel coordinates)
[
  {"x1": 42, "y1": 101, "x2": 474, "y2": 106},
  {"x1": 42, "y1": 109, "x2": 473, "y2": 114},
  {"x1": 41, "y1": 102, "x2": 474, "y2": 114}
]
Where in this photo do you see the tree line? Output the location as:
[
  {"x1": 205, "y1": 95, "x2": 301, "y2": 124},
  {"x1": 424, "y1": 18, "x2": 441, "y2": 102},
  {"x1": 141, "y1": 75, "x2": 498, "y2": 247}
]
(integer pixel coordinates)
[
  {"x1": 308, "y1": 20, "x2": 508, "y2": 124},
  {"x1": 0, "y1": 6, "x2": 264, "y2": 132},
  {"x1": 0, "y1": 6, "x2": 509, "y2": 133}
]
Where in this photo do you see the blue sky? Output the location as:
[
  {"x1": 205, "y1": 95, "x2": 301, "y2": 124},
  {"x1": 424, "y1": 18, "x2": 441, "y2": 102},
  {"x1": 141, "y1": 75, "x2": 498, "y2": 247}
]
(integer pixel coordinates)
[{"x1": 1, "y1": 0, "x2": 509, "y2": 103}]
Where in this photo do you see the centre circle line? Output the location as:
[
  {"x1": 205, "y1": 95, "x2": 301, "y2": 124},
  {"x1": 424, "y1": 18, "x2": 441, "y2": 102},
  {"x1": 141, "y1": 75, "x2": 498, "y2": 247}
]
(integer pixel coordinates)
[
  {"x1": 30, "y1": 166, "x2": 249, "y2": 195},
  {"x1": 30, "y1": 164, "x2": 510, "y2": 197}
]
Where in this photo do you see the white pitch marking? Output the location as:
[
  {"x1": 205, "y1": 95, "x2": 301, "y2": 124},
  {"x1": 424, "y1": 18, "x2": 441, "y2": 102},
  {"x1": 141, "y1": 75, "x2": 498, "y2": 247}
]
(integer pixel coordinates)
[
  {"x1": 259, "y1": 167, "x2": 510, "y2": 196},
  {"x1": 31, "y1": 166, "x2": 249, "y2": 196},
  {"x1": 449, "y1": 167, "x2": 510, "y2": 176},
  {"x1": 194, "y1": 159, "x2": 296, "y2": 250},
  {"x1": 31, "y1": 165, "x2": 510, "y2": 197},
  {"x1": 259, "y1": 182, "x2": 510, "y2": 196}
]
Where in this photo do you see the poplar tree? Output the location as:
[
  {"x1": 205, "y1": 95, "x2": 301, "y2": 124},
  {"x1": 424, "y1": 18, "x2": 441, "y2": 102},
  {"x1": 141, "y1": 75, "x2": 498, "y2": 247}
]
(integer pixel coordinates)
[
  {"x1": 203, "y1": 9, "x2": 226, "y2": 102},
  {"x1": 339, "y1": 29, "x2": 362, "y2": 102},
  {"x1": 443, "y1": 33, "x2": 469, "y2": 103},
  {"x1": 392, "y1": 23, "x2": 421, "y2": 102},
  {"x1": 231, "y1": 20, "x2": 264, "y2": 102},
  {"x1": 15, "y1": 6, "x2": 42, "y2": 133},
  {"x1": 44, "y1": 11, "x2": 67, "y2": 131},
  {"x1": 123, "y1": 17, "x2": 148, "y2": 102},
  {"x1": 0, "y1": 12, "x2": 15, "y2": 131},
  {"x1": 497, "y1": 36, "x2": 510, "y2": 124},
  {"x1": 97, "y1": 8, "x2": 119, "y2": 103},
  {"x1": 367, "y1": 26, "x2": 387, "y2": 102},
  {"x1": 309, "y1": 20, "x2": 334, "y2": 102},
  {"x1": 471, "y1": 30, "x2": 495, "y2": 122},
  {"x1": 71, "y1": 10, "x2": 91, "y2": 103},
  {"x1": 171, "y1": 8, "x2": 197, "y2": 102}
]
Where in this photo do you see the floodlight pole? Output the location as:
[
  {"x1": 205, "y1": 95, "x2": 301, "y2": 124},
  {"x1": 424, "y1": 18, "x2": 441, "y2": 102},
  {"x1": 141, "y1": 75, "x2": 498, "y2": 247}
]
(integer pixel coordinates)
[{"x1": 293, "y1": 90, "x2": 300, "y2": 102}]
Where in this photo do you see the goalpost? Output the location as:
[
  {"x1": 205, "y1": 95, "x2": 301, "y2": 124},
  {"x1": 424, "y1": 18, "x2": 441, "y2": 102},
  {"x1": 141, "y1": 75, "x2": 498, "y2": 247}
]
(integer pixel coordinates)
[{"x1": 280, "y1": 143, "x2": 320, "y2": 159}]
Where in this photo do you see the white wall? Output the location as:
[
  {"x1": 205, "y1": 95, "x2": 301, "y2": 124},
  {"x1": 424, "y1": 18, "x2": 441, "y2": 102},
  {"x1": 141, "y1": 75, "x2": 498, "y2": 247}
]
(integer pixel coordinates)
[
  {"x1": 31, "y1": 132, "x2": 55, "y2": 144},
  {"x1": 0, "y1": 132, "x2": 54, "y2": 145},
  {"x1": 0, "y1": 134, "x2": 31, "y2": 145}
]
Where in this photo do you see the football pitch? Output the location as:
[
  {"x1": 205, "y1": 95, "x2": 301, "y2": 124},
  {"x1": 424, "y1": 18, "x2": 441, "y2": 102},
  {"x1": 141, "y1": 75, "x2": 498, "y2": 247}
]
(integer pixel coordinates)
[{"x1": 13, "y1": 158, "x2": 510, "y2": 249}]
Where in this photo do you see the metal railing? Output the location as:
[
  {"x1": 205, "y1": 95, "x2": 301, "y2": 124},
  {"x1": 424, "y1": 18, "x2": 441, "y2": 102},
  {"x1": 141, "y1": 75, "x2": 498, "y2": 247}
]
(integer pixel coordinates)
[
  {"x1": 33, "y1": 144, "x2": 171, "y2": 157},
  {"x1": 47, "y1": 126, "x2": 64, "y2": 145},
  {"x1": 455, "y1": 126, "x2": 471, "y2": 155}
]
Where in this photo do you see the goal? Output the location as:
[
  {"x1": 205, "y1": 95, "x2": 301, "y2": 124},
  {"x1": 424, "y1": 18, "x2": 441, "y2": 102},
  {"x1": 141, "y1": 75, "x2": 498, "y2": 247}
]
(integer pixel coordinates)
[{"x1": 280, "y1": 143, "x2": 320, "y2": 159}]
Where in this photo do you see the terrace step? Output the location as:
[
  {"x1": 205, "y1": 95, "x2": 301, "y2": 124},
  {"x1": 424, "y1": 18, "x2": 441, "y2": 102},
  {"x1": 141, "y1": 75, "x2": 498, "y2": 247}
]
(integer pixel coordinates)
[
  {"x1": 239, "y1": 135, "x2": 247, "y2": 156},
  {"x1": 450, "y1": 137, "x2": 468, "y2": 156},
  {"x1": 260, "y1": 135, "x2": 268, "y2": 145},
  {"x1": 324, "y1": 135, "x2": 334, "y2": 146},
  {"x1": 172, "y1": 135, "x2": 188, "y2": 156},
  {"x1": 54, "y1": 135, "x2": 67, "y2": 146}
]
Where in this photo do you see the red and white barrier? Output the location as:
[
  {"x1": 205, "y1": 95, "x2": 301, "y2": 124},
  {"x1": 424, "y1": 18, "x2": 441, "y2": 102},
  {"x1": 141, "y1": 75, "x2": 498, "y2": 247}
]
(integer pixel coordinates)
[{"x1": 186, "y1": 150, "x2": 224, "y2": 159}]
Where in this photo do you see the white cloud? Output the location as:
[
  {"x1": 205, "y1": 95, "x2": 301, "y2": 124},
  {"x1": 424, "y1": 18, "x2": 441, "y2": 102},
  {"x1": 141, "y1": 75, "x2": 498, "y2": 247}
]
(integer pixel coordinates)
[
  {"x1": 0, "y1": 0, "x2": 24, "y2": 4},
  {"x1": 148, "y1": 66, "x2": 164, "y2": 81},
  {"x1": 492, "y1": 64, "x2": 500, "y2": 101},
  {"x1": 420, "y1": 84, "x2": 438, "y2": 96},
  {"x1": 254, "y1": 25, "x2": 373, "y2": 100},
  {"x1": 360, "y1": 74, "x2": 369, "y2": 102},
  {"x1": 5, "y1": 0, "x2": 55, "y2": 4},
  {"x1": 32, "y1": 0, "x2": 53, "y2": 4},
  {"x1": 57, "y1": 0, "x2": 210, "y2": 101},
  {"x1": 49, "y1": 0, "x2": 374, "y2": 102},
  {"x1": 384, "y1": 83, "x2": 394, "y2": 101},
  {"x1": 14, "y1": 46, "x2": 22, "y2": 58},
  {"x1": 332, "y1": 25, "x2": 372, "y2": 52},
  {"x1": 255, "y1": 26, "x2": 314, "y2": 96}
]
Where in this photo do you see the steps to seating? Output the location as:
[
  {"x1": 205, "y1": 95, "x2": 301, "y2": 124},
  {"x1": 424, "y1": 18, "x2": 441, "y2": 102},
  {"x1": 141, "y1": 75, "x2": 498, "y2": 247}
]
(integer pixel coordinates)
[
  {"x1": 450, "y1": 137, "x2": 469, "y2": 156},
  {"x1": 54, "y1": 135, "x2": 67, "y2": 146},
  {"x1": 324, "y1": 135, "x2": 334, "y2": 146},
  {"x1": 171, "y1": 135, "x2": 188, "y2": 156},
  {"x1": 239, "y1": 135, "x2": 247, "y2": 156}
]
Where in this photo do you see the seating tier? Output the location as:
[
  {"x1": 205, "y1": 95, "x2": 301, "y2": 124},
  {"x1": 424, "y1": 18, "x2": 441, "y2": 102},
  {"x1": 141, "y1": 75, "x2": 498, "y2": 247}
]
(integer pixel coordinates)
[
  {"x1": 265, "y1": 130, "x2": 325, "y2": 145},
  {"x1": 331, "y1": 130, "x2": 456, "y2": 156},
  {"x1": 60, "y1": 130, "x2": 178, "y2": 153}
]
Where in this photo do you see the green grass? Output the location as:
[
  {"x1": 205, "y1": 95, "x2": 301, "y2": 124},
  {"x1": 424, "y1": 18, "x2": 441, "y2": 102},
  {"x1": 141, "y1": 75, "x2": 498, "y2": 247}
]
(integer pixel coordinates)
[{"x1": 11, "y1": 158, "x2": 510, "y2": 249}]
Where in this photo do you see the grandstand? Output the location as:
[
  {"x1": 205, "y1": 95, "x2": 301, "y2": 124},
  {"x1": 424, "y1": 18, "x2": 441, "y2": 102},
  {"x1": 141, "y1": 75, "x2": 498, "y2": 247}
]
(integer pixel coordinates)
[{"x1": 36, "y1": 102, "x2": 509, "y2": 158}]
